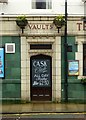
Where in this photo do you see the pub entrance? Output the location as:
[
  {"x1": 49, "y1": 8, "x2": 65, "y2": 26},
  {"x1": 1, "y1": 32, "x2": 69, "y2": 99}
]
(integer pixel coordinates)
[{"x1": 30, "y1": 54, "x2": 52, "y2": 101}]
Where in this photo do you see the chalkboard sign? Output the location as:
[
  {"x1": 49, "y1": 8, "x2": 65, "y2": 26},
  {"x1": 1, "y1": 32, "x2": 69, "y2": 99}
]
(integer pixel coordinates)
[{"x1": 32, "y1": 59, "x2": 51, "y2": 87}]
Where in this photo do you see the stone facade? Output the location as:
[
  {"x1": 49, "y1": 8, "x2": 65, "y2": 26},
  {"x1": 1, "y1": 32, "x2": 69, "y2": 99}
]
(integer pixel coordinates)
[{"x1": 0, "y1": 16, "x2": 86, "y2": 102}]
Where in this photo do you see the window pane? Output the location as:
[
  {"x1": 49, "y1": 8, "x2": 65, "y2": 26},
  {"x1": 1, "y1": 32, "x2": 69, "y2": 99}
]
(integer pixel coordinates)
[
  {"x1": 36, "y1": 0, "x2": 46, "y2": 2},
  {"x1": 83, "y1": 44, "x2": 86, "y2": 76},
  {"x1": 32, "y1": 0, "x2": 52, "y2": 9},
  {"x1": 36, "y1": 2, "x2": 46, "y2": 9},
  {"x1": 30, "y1": 44, "x2": 52, "y2": 49}
]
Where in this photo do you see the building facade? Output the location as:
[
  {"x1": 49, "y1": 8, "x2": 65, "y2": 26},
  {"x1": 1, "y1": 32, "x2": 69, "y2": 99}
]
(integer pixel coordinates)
[{"x1": 0, "y1": 0, "x2": 86, "y2": 103}]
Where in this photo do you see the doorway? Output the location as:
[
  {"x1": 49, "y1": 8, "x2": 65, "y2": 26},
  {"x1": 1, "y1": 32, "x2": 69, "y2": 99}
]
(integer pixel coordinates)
[{"x1": 30, "y1": 54, "x2": 52, "y2": 101}]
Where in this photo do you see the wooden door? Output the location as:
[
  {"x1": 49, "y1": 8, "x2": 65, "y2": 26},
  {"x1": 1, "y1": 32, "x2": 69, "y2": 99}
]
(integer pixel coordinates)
[{"x1": 30, "y1": 54, "x2": 52, "y2": 101}]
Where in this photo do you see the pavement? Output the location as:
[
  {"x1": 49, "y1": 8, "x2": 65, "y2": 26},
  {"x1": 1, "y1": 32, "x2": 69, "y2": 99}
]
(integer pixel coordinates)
[
  {"x1": 1, "y1": 103, "x2": 86, "y2": 114},
  {"x1": 1, "y1": 113, "x2": 86, "y2": 119}
]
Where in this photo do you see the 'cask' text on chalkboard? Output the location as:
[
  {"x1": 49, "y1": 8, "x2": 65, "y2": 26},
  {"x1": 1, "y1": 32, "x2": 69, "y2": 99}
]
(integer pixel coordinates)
[{"x1": 32, "y1": 59, "x2": 51, "y2": 87}]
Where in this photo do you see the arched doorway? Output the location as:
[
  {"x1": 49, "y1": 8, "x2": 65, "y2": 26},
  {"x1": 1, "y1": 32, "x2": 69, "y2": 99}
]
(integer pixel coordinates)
[{"x1": 30, "y1": 54, "x2": 52, "y2": 101}]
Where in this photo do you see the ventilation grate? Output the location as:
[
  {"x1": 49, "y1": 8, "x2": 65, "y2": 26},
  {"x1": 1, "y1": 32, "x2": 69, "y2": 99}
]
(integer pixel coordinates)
[{"x1": 5, "y1": 43, "x2": 15, "y2": 53}]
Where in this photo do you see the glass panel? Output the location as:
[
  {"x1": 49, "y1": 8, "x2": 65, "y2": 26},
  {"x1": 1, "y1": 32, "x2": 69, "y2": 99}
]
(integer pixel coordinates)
[
  {"x1": 36, "y1": 1, "x2": 46, "y2": 9},
  {"x1": 83, "y1": 44, "x2": 86, "y2": 76},
  {"x1": 83, "y1": 56, "x2": 86, "y2": 76},
  {"x1": 32, "y1": 0, "x2": 52, "y2": 9},
  {"x1": 30, "y1": 44, "x2": 52, "y2": 49}
]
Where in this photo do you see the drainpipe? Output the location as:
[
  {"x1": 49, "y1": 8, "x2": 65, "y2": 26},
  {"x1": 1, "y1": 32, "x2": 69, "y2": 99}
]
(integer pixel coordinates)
[{"x1": 64, "y1": 0, "x2": 68, "y2": 102}]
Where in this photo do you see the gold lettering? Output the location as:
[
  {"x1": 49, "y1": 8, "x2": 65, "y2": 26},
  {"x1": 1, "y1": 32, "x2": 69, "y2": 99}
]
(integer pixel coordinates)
[
  {"x1": 77, "y1": 23, "x2": 82, "y2": 31},
  {"x1": 50, "y1": 24, "x2": 53, "y2": 29},
  {"x1": 45, "y1": 24, "x2": 49, "y2": 29},
  {"x1": 28, "y1": 24, "x2": 53, "y2": 30},
  {"x1": 83, "y1": 23, "x2": 86, "y2": 31},
  {"x1": 37, "y1": 24, "x2": 41, "y2": 29},
  {"x1": 32, "y1": 25, "x2": 37, "y2": 29},
  {"x1": 28, "y1": 24, "x2": 32, "y2": 29},
  {"x1": 42, "y1": 24, "x2": 46, "y2": 29}
]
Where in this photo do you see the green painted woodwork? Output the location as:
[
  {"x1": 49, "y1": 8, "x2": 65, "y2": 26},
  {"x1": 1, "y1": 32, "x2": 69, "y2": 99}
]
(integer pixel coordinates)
[
  {"x1": 0, "y1": 35, "x2": 85, "y2": 102},
  {"x1": 61, "y1": 83, "x2": 86, "y2": 102},
  {"x1": 61, "y1": 36, "x2": 86, "y2": 102},
  {"x1": 0, "y1": 36, "x2": 21, "y2": 99},
  {"x1": 2, "y1": 83, "x2": 21, "y2": 98}
]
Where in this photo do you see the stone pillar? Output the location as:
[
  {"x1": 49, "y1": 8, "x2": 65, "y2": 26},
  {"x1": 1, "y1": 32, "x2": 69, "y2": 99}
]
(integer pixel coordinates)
[
  {"x1": 21, "y1": 36, "x2": 30, "y2": 101},
  {"x1": 75, "y1": 37, "x2": 84, "y2": 78},
  {"x1": 52, "y1": 36, "x2": 61, "y2": 102}
]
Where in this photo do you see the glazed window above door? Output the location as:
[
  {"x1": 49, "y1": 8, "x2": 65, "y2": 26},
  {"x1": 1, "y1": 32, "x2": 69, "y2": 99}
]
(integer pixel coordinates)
[
  {"x1": 83, "y1": 44, "x2": 86, "y2": 76},
  {"x1": 32, "y1": 0, "x2": 52, "y2": 9}
]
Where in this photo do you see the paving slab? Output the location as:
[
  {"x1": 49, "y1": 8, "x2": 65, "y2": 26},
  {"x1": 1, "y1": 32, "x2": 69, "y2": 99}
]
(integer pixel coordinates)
[{"x1": 1, "y1": 103, "x2": 86, "y2": 114}]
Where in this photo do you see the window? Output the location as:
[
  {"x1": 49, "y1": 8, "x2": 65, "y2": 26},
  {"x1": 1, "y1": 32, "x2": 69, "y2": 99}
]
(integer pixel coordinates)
[
  {"x1": 32, "y1": 0, "x2": 52, "y2": 9},
  {"x1": 83, "y1": 44, "x2": 86, "y2": 76},
  {"x1": 30, "y1": 44, "x2": 52, "y2": 49}
]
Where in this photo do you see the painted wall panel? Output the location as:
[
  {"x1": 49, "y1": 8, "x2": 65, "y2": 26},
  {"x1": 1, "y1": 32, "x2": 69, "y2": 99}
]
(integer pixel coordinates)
[
  {"x1": 61, "y1": 36, "x2": 86, "y2": 102},
  {"x1": 0, "y1": 36, "x2": 21, "y2": 99}
]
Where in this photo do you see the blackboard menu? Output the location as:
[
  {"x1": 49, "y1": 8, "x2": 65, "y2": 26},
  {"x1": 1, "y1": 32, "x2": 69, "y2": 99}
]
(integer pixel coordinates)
[{"x1": 32, "y1": 59, "x2": 51, "y2": 87}]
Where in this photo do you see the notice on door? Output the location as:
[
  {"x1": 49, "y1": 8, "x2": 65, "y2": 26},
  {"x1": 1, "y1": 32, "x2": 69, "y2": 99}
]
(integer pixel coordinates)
[
  {"x1": 68, "y1": 60, "x2": 79, "y2": 76},
  {"x1": 32, "y1": 59, "x2": 51, "y2": 87}
]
